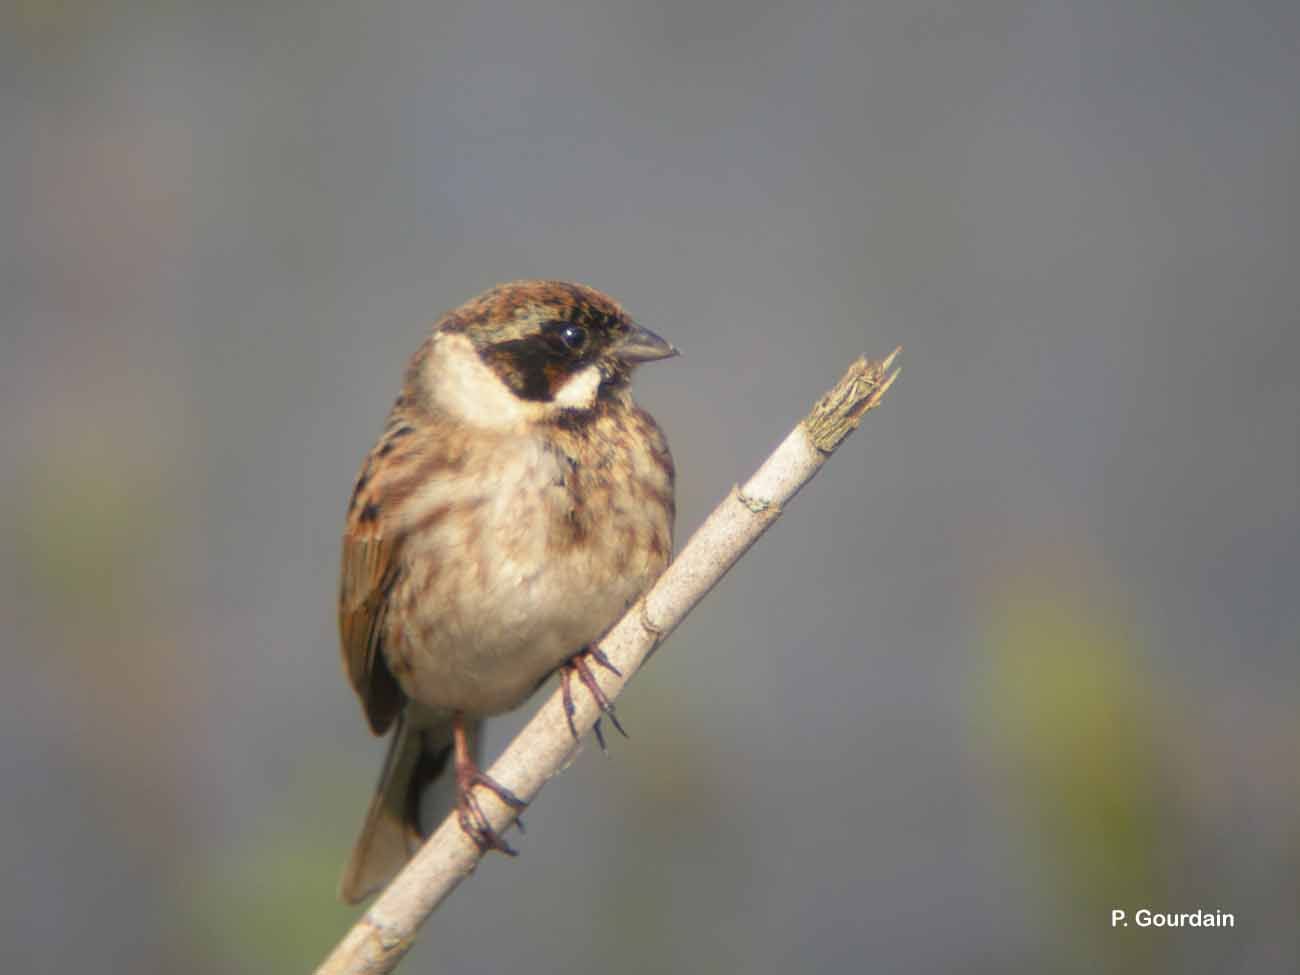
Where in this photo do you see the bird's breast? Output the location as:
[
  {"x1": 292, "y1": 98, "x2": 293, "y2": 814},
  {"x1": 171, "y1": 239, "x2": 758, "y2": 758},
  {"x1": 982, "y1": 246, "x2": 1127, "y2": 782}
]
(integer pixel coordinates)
[{"x1": 385, "y1": 420, "x2": 672, "y2": 716}]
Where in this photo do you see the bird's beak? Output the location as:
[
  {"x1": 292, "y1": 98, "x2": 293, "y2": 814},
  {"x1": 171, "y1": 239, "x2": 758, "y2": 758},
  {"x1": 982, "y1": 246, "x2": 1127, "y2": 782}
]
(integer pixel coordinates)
[{"x1": 617, "y1": 323, "x2": 679, "y2": 363}]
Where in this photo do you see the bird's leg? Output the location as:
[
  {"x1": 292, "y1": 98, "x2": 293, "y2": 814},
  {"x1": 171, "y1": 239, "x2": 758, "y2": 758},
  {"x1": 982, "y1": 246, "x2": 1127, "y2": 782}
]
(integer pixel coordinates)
[
  {"x1": 559, "y1": 645, "x2": 627, "y2": 753},
  {"x1": 452, "y1": 712, "x2": 526, "y2": 856}
]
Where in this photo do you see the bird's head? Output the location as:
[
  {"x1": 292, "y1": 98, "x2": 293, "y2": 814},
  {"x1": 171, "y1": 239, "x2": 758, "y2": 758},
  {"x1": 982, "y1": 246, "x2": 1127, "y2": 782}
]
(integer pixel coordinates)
[{"x1": 411, "y1": 280, "x2": 678, "y2": 424}]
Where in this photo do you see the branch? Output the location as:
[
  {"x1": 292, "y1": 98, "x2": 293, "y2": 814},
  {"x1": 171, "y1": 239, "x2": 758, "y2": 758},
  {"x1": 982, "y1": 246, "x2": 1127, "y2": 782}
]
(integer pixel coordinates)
[{"x1": 316, "y1": 349, "x2": 901, "y2": 975}]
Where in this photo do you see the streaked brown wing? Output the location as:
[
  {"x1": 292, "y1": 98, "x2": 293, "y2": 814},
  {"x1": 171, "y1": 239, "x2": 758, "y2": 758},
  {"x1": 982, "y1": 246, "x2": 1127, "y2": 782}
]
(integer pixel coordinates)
[{"x1": 339, "y1": 531, "x2": 405, "y2": 734}]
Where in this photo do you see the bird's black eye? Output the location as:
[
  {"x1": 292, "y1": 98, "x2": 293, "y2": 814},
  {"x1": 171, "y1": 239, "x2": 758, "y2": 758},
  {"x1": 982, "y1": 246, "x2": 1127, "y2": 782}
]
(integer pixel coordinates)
[{"x1": 557, "y1": 323, "x2": 588, "y2": 352}]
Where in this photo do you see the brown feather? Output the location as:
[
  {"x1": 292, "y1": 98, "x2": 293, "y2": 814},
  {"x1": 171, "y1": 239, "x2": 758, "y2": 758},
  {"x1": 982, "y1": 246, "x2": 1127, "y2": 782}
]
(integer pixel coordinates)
[{"x1": 339, "y1": 530, "x2": 405, "y2": 733}]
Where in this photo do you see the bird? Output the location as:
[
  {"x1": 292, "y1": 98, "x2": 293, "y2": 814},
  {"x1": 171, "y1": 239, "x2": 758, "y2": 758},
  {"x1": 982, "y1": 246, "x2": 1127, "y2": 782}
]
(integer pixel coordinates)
[{"x1": 337, "y1": 280, "x2": 677, "y2": 903}]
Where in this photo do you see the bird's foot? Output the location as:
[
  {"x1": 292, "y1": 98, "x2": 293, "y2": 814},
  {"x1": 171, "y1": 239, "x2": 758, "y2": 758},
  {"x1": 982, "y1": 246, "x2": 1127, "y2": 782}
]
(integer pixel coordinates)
[
  {"x1": 453, "y1": 714, "x2": 526, "y2": 856},
  {"x1": 455, "y1": 768, "x2": 526, "y2": 856},
  {"x1": 560, "y1": 645, "x2": 627, "y2": 753}
]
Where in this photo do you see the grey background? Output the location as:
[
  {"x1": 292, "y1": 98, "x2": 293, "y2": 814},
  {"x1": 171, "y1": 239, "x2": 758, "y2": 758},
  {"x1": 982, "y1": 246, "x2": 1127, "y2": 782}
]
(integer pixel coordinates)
[{"x1": 4, "y1": 1, "x2": 1297, "y2": 972}]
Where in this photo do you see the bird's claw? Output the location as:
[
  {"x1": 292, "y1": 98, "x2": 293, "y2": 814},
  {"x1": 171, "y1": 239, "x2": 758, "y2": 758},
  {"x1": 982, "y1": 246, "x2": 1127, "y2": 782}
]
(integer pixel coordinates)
[
  {"x1": 560, "y1": 646, "x2": 628, "y2": 754},
  {"x1": 455, "y1": 751, "x2": 526, "y2": 855}
]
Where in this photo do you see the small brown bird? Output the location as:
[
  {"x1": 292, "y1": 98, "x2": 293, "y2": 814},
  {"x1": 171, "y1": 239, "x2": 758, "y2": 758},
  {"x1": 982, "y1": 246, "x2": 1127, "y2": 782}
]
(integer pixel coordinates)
[{"x1": 338, "y1": 280, "x2": 677, "y2": 902}]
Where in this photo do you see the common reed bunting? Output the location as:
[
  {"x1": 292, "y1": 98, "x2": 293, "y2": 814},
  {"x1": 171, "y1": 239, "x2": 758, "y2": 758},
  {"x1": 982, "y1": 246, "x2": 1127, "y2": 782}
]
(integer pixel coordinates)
[{"x1": 338, "y1": 281, "x2": 677, "y2": 902}]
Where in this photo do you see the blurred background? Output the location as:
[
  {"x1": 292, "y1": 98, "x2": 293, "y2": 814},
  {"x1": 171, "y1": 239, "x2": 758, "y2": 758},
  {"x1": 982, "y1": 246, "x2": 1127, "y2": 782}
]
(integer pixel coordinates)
[{"x1": 4, "y1": 1, "x2": 1297, "y2": 972}]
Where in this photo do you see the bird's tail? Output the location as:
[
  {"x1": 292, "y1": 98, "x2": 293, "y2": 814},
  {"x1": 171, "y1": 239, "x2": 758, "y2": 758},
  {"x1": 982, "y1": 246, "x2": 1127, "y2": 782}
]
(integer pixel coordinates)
[{"x1": 338, "y1": 709, "x2": 475, "y2": 903}]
